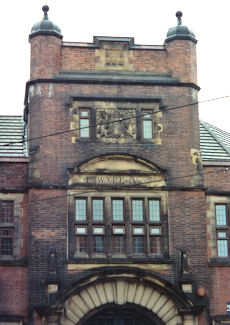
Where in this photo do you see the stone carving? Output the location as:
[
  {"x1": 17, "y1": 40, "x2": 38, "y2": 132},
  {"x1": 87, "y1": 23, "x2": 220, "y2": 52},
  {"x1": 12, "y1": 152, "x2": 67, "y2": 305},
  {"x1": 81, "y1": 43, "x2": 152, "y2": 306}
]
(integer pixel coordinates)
[
  {"x1": 105, "y1": 49, "x2": 124, "y2": 66},
  {"x1": 96, "y1": 109, "x2": 136, "y2": 141}
]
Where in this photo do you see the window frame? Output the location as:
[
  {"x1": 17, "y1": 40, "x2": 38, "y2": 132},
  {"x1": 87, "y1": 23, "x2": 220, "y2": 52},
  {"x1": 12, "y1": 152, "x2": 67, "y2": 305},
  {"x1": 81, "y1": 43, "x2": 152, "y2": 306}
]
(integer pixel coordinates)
[
  {"x1": 75, "y1": 198, "x2": 88, "y2": 222},
  {"x1": 92, "y1": 198, "x2": 105, "y2": 222},
  {"x1": 112, "y1": 198, "x2": 124, "y2": 222},
  {"x1": 215, "y1": 203, "x2": 230, "y2": 257},
  {"x1": 131, "y1": 198, "x2": 144, "y2": 222},
  {"x1": 142, "y1": 110, "x2": 154, "y2": 139},
  {"x1": 79, "y1": 108, "x2": 91, "y2": 138},
  {"x1": 72, "y1": 195, "x2": 166, "y2": 259},
  {"x1": 0, "y1": 200, "x2": 15, "y2": 257}
]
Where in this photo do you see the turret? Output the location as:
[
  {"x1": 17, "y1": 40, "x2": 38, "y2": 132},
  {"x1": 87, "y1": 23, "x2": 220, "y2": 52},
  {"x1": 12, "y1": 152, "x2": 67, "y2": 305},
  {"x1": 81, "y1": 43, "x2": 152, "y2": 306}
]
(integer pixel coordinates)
[
  {"x1": 29, "y1": 5, "x2": 63, "y2": 79},
  {"x1": 165, "y1": 11, "x2": 198, "y2": 84}
]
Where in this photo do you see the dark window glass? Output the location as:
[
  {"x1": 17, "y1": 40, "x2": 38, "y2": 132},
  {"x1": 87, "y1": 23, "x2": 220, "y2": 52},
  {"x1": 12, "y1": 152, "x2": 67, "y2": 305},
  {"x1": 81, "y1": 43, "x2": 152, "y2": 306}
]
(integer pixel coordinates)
[
  {"x1": 76, "y1": 236, "x2": 88, "y2": 254},
  {"x1": 133, "y1": 236, "x2": 144, "y2": 254},
  {"x1": 149, "y1": 236, "x2": 162, "y2": 254},
  {"x1": 0, "y1": 229, "x2": 13, "y2": 255},
  {"x1": 93, "y1": 236, "x2": 104, "y2": 254},
  {"x1": 0, "y1": 200, "x2": 14, "y2": 223},
  {"x1": 112, "y1": 236, "x2": 125, "y2": 254},
  {"x1": 215, "y1": 204, "x2": 229, "y2": 257}
]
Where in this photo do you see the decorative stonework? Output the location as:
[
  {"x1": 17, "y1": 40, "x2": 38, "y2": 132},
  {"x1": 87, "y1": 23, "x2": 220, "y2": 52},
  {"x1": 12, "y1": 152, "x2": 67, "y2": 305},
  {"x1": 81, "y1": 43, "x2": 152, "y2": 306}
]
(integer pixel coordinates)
[
  {"x1": 95, "y1": 41, "x2": 133, "y2": 71},
  {"x1": 206, "y1": 195, "x2": 230, "y2": 258},
  {"x1": 96, "y1": 108, "x2": 136, "y2": 142},
  {"x1": 68, "y1": 154, "x2": 167, "y2": 188},
  {"x1": 45, "y1": 270, "x2": 197, "y2": 325},
  {"x1": 191, "y1": 148, "x2": 203, "y2": 187},
  {"x1": 70, "y1": 100, "x2": 162, "y2": 145}
]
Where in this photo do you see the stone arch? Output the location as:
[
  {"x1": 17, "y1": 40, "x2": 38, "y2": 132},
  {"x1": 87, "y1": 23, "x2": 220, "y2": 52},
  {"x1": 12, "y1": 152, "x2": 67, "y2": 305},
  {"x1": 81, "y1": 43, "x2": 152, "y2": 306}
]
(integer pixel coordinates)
[
  {"x1": 50, "y1": 268, "x2": 196, "y2": 325},
  {"x1": 68, "y1": 153, "x2": 167, "y2": 188}
]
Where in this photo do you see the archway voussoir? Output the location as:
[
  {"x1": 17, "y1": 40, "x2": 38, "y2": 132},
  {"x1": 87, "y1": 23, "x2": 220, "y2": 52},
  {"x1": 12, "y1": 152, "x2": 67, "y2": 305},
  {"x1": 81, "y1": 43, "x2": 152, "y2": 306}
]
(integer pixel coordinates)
[
  {"x1": 152, "y1": 295, "x2": 169, "y2": 314},
  {"x1": 159, "y1": 301, "x2": 175, "y2": 320},
  {"x1": 72, "y1": 295, "x2": 90, "y2": 314},
  {"x1": 87, "y1": 286, "x2": 101, "y2": 307},
  {"x1": 139, "y1": 287, "x2": 153, "y2": 307},
  {"x1": 127, "y1": 282, "x2": 137, "y2": 303},
  {"x1": 80, "y1": 289, "x2": 96, "y2": 310},
  {"x1": 65, "y1": 307, "x2": 81, "y2": 323},
  {"x1": 67, "y1": 298, "x2": 84, "y2": 319},
  {"x1": 116, "y1": 280, "x2": 128, "y2": 305},
  {"x1": 146, "y1": 290, "x2": 161, "y2": 310},
  {"x1": 95, "y1": 283, "x2": 108, "y2": 305},
  {"x1": 104, "y1": 281, "x2": 114, "y2": 303},
  {"x1": 133, "y1": 283, "x2": 145, "y2": 305}
]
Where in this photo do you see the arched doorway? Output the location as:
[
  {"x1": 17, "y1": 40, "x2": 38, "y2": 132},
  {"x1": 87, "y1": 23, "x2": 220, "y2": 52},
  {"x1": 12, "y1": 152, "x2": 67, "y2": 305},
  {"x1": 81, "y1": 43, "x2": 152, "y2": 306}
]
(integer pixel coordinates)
[
  {"x1": 83, "y1": 305, "x2": 161, "y2": 325},
  {"x1": 44, "y1": 267, "x2": 198, "y2": 325}
]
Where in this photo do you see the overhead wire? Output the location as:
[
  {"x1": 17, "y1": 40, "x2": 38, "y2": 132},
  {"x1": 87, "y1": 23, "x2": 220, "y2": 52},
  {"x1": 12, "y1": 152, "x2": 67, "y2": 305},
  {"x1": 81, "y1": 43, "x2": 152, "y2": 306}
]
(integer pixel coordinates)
[
  {"x1": 2, "y1": 95, "x2": 230, "y2": 148},
  {"x1": 3, "y1": 166, "x2": 229, "y2": 208}
]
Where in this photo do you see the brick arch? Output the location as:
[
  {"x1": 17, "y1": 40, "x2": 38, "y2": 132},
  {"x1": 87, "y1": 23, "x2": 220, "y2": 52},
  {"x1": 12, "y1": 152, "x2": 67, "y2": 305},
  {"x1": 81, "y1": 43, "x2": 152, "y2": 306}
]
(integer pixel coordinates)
[{"x1": 59, "y1": 278, "x2": 182, "y2": 325}]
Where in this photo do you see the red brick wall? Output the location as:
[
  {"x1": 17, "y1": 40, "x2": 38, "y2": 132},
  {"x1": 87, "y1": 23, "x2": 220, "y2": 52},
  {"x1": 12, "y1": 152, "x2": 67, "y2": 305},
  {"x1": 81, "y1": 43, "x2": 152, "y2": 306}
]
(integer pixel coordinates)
[
  {"x1": 30, "y1": 35, "x2": 62, "y2": 79},
  {"x1": 0, "y1": 266, "x2": 28, "y2": 321},
  {"x1": 209, "y1": 267, "x2": 230, "y2": 315},
  {"x1": 204, "y1": 166, "x2": 230, "y2": 192},
  {"x1": 0, "y1": 162, "x2": 27, "y2": 189},
  {"x1": 168, "y1": 190, "x2": 208, "y2": 287},
  {"x1": 28, "y1": 83, "x2": 200, "y2": 188}
]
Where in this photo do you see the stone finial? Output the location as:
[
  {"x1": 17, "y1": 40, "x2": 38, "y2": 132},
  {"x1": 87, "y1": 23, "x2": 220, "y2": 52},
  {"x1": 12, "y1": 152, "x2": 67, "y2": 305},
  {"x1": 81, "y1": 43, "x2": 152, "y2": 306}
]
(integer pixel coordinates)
[
  {"x1": 176, "y1": 11, "x2": 183, "y2": 25},
  {"x1": 42, "y1": 5, "x2": 49, "y2": 18}
]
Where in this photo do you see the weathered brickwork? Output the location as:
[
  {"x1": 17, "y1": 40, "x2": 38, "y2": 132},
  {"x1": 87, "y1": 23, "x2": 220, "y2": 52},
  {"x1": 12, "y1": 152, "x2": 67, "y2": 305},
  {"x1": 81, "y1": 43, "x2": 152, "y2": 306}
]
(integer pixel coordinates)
[{"x1": 1, "y1": 7, "x2": 229, "y2": 325}]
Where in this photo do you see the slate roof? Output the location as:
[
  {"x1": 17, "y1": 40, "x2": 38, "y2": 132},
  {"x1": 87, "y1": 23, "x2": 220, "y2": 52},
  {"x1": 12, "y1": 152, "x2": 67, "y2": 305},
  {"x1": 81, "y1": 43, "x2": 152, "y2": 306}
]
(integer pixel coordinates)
[
  {"x1": 200, "y1": 120, "x2": 230, "y2": 161},
  {"x1": 0, "y1": 116, "x2": 27, "y2": 158},
  {"x1": 0, "y1": 115, "x2": 230, "y2": 162}
]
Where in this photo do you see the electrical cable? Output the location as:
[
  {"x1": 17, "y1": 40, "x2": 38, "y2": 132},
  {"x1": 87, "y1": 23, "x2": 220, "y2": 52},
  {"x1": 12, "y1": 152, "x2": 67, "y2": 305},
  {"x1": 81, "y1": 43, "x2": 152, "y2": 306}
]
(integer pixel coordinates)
[
  {"x1": 2, "y1": 95, "x2": 230, "y2": 148},
  {"x1": 2, "y1": 167, "x2": 229, "y2": 208}
]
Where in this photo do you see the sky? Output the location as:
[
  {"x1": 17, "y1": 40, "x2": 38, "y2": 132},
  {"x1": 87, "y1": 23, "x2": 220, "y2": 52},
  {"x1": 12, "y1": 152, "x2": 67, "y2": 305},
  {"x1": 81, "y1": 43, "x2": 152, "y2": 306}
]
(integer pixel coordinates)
[{"x1": 1, "y1": 0, "x2": 230, "y2": 132}]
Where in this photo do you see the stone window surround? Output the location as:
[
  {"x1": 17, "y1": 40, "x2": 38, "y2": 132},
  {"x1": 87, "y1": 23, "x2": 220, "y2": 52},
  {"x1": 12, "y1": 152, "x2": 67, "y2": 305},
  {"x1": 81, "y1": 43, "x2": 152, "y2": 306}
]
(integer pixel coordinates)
[
  {"x1": 0, "y1": 193, "x2": 24, "y2": 261},
  {"x1": 68, "y1": 190, "x2": 168, "y2": 260}
]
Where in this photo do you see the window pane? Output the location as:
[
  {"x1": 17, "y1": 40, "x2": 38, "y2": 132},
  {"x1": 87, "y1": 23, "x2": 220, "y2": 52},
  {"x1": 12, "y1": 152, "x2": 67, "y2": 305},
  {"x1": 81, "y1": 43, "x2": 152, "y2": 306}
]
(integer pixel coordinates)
[
  {"x1": 132, "y1": 200, "x2": 143, "y2": 221},
  {"x1": 216, "y1": 205, "x2": 227, "y2": 226},
  {"x1": 150, "y1": 236, "x2": 162, "y2": 254},
  {"x1": 93, "y1": 236, "x2": 104, "y2": 254},
  {"x1": 76, "y1": 236, "x2": 88, "y2": 254},
  {"x1": 217, "y1": 240, "x2": 228, "y2": 257},
  {"x1": 80, "y1": 119, "x2": 89, "y2": 137},
  {"x1": 112, "y1": 200, "x2": 123, "y2": 221},
  {"x1": 81, "y1": 111, "x2": 89, "y2": 117},
  {"x1": 133, "y1": 236, "x2": 144, "y2": 254},
  {"x1": 75, "y1": 199, "x2": 87, "y2": 220},
  {"x1": 1, "y1": 237, "x2": 13, "y2": 255},
  {"x1": 92, "y1": 200, "x2": 104, "y2": 221},
  {"x1": 143, "y1": 120, "x2": 153, "y2": 139},
  {"x1": 149, "y1": 200, "x2": 160, "y2": 221},
  {"x1": 0, "y1": 201, "x2": 14, "y2": 223},
  {"x1": 112, "y1": 236, "x2": 125, "y2": 254}
]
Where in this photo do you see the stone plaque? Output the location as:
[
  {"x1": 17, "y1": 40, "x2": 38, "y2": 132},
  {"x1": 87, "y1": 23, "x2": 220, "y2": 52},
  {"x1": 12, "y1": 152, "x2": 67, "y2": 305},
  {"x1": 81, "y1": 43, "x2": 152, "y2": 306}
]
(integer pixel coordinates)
[{"x1": 96, "y1": 108, "x2": 136, "y2": 142}]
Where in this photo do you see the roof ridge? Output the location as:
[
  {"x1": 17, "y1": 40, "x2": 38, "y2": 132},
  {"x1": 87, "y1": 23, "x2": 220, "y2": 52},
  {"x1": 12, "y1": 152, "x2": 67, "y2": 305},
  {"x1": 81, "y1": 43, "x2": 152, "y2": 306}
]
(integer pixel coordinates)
[{"x1": 200, "y1": 120, "x2": 230, "y2": 156}]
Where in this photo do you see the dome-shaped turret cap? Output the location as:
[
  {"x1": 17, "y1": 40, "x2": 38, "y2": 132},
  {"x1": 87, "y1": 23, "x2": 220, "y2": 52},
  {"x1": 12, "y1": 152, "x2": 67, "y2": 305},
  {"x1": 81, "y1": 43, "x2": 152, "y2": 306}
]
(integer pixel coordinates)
[
  {"x1": 165, "y1": 11, "x2": 197, "y2": 43},
  {"x1": 29, "y1": 5, "x2": 62, "y2": 39}
]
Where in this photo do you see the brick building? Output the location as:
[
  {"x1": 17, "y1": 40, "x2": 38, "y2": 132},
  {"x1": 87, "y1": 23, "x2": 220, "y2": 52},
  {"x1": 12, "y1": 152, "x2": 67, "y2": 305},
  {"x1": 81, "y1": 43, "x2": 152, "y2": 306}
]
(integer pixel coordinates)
[{"x1": 0, "y1": 6, "x2": 230, "y2": 325}]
